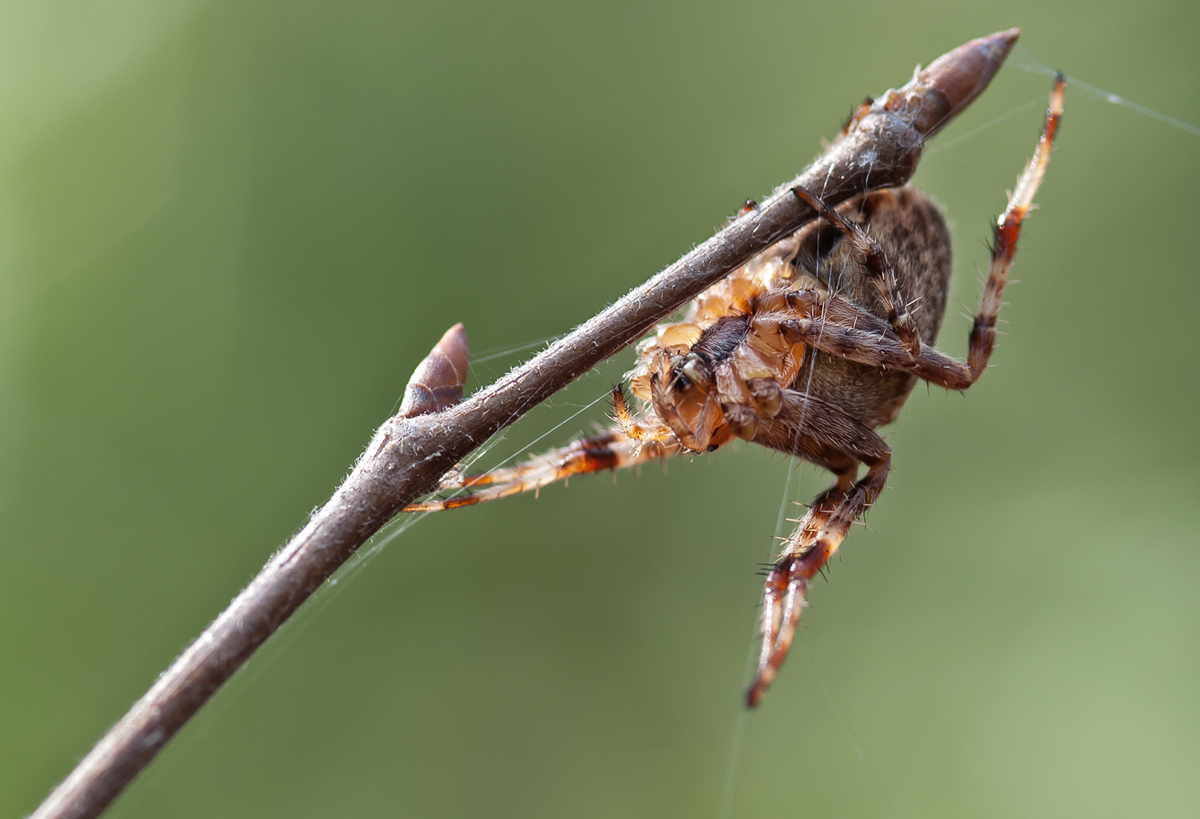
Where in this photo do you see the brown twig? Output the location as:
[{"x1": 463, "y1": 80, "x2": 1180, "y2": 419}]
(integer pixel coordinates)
[{"x1": 30, "y1": 29, "x2": 1019, "y2": 819}]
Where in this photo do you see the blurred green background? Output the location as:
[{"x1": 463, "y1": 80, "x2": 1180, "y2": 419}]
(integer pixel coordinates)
[{"x1": 3, "y1": 1, "x2": 1197, "y2": 817}]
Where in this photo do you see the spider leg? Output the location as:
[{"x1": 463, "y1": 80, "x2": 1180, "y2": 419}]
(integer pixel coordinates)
[
  {"x1": 784, "y1": 75, "x2": 1064, "y2": 389},
  {"x1": 757, "y1": 473, "x2": 854, "y2": 672},
  {"x1": 780, "y1": 293, "x2": 975, "y2": 389},
  {"x1": 402, "y1": 428, "x2": 681, "y2": 511},
  {"x1": 790, "y1": 185, "x2": 923, "y2": 356},
  {"x1": 404, "y1": 386, "x2": 681, "y2": 512},
  {"x1": 969, "y1": 73, "x2": 1063, "y2": 380},
  {"x1": 746, "y1": 388, "x2": 892, "y2": 707}
]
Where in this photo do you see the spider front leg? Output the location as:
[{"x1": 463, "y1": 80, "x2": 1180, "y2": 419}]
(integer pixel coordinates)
[
  {"x1": 746, "y1": 389, "x2": 893, "y2": 707},
  {"x1": 403, "y1": 387, "x2": 681, "y2": 511},
  {"x1": 790, "y1": 185, "x2": 924, "y2": 356},
  {"x1": 792, "y1": 73, "x2": 1064, "y2": 386},
  {"x1": 970, "y1": 73, "x2": 1063, "y2": 378},
  {"x1": 780, "y1": 290, "x2": 977, "y2": 389}
]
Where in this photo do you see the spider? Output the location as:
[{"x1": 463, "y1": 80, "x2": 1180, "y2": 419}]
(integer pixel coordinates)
[{"x1": 406, "y1": 75, "x2": 1064, "y2": 708}]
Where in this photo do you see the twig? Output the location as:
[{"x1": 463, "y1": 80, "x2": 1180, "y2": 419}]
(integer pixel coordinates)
[{"x1": 30, "y1": 29, "x2": 1019, "y2": 819}]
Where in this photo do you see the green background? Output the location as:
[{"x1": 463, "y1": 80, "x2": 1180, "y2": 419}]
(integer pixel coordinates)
[{"x1": 3, "y1": 1, "x2": 1197, "y2": 817}]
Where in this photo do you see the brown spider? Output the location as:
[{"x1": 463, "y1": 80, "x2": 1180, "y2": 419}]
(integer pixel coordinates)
[{"x1": 406, "y1": 75, "x2": 1064, "y2": 708}]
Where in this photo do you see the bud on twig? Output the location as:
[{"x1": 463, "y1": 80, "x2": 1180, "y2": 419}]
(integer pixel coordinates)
[{"x1": 399, "y1": 323, "x2": 470, "y2": 418}]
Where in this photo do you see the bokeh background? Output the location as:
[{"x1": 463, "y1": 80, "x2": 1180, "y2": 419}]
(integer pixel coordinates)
[{"x1": 3, "y1": 1, "x2": 1197, "y2": 817}]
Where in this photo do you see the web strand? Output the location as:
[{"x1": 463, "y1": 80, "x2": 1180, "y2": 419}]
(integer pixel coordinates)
[{"x1": 1010, "y1": 44, "x2": 1200, "y2": 137}]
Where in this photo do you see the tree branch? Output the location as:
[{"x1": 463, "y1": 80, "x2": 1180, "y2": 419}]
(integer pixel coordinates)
[{"x1": 31, "y1": 29, "x2": 1019, "y2": 819}]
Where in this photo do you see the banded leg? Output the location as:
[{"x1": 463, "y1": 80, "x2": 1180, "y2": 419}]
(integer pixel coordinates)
[
  {"x1": 970, "y1": 73, "x2": 1063, "y2": 379},
  {"x1": 404, "y1": 387, "x2": 682, "y2": 512},
  {"x1": 753, "y1": 471, "x2": 853, "y2": 700},
  {"x1": 791, "y1": 74, "x2": 1063, "y2": 385},
  {"x1": 747, "y1": 390, "x2": 893, "y2": 707},
  {"x1": 403, "y1": 429, "x2": 682, "y2": 512},
  {"x1": 791, "y1": 185, "x2": 923, "y2": 356},
  {"x1": 782, "y1": 75, "x2": 1065, "y2": 391},
  {"x1": 780, "y1": 292, "x2": 976, "y2": 390}
]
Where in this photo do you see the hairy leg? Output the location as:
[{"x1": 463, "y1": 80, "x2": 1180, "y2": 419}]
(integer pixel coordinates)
[
  {"x1": 780, "y1": 291, "x2": 975, "y2": 389},
  {"x1": 403, "y1": 387, "x2": 683, "y2": 512},
  {"x1": 969, "y1": 74, "x2": 1063, "y2": 378},
  {"x1": 747, "y1": 389, "x2": 892, "y2": 706},
  {"x1": 790, "y1": 185, "x2": 924, "y2": 356},
  {"x1": 789, "y1": 74, "x2": 1063, "y2": 387}
]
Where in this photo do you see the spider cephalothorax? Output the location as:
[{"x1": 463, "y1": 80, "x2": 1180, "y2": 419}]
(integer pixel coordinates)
[
  {"x1": 625, "y1": 182, "x2": 953, "y2": 456},
  {"x1": 407, "y1": 75, "x2": 1063, "y2": 707}
]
